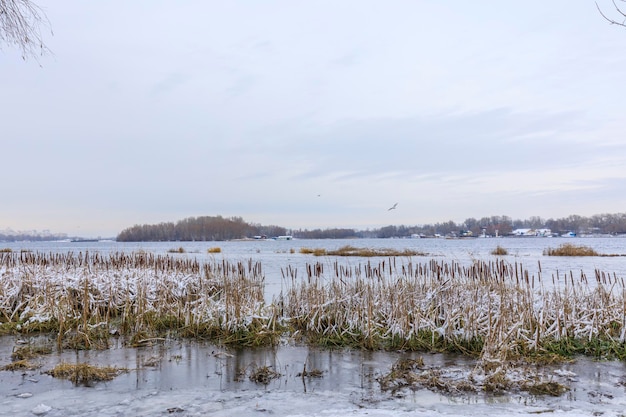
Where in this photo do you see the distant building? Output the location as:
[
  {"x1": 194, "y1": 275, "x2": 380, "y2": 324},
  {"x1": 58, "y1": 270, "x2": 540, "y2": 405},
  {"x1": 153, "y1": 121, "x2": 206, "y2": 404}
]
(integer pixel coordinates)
[{"x1": 511, "y1": 228, "x2": 552, "y2": 237}]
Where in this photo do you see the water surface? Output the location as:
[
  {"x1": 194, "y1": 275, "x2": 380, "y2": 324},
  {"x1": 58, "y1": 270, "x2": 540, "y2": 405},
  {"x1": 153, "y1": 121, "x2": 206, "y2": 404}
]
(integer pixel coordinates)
[{"x1": 2, "y1": 237, "x2": 626, "y2": 416}]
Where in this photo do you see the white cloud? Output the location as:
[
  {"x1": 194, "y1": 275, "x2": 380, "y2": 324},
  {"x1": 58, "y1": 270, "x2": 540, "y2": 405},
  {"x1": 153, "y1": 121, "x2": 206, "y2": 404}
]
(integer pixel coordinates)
[{"x1": 1, "y1": 0, "x2": 625, "y2": 236}]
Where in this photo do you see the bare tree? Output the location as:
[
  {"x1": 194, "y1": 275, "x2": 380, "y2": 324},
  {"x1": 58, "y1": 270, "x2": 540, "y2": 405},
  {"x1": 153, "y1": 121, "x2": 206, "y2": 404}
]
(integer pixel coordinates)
[
  {"x1": 597, "y1": 0, "x2": 626, "y2": 27},
  {"x1": 0, "y1": 0, "x2": 51, "y2": 59}
]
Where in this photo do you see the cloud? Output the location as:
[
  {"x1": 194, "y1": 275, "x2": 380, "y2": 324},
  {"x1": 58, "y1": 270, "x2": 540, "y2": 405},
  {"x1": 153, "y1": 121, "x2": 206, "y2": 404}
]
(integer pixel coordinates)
[
  {"x1": 150, "y1": 72, "x2": 191, "y2": 97},
  {"x1": 2, "y1": 1, "x2": 626, "y2": 236},
  {"x1": 237, "y1": 108, "x2": 608, "y2": 182}
]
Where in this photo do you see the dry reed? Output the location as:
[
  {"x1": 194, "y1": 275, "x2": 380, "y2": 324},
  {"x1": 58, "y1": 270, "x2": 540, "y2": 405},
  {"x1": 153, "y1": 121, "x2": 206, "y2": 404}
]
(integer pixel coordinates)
[
  {"x1": 2, "y1": 250, "x2": 625, "y2": 367},
  {"x1": 249, "y1": 365, "x2": 282, "y2": 384},
  {"x1": 491, "y1": 246, "x2": 508, "y2": 255},
  {"x1": 543, "y1": 243, "x2": 599, "y2": 256},
  {"x1": 46, "y1": 362, "x2": 127, "y2": 385},
  {"x1": 283, "y1": 257, "x2": 626, "y2": 361},
  {"x1": 0, "y1": 251, "x2": 280, "y2": 348},
  {"x1": 300, "y1": 245, "x2": 426, "y2": 257},
  {"x1": 1, "y1": 359, "x2": 40, "y2": 371}
]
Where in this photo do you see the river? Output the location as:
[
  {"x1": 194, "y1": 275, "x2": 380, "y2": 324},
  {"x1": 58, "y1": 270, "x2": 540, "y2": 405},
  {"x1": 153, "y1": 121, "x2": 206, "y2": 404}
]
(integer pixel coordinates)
[{"x1": 1, "y1": 237, "x2": 626, "y2": 416}]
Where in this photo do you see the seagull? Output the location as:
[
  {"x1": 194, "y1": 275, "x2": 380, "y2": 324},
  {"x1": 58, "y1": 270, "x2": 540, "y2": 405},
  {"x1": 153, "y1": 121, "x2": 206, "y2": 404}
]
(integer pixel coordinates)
[{"x1": 388, "y1": 203, "x2": 398, "y2": 211}]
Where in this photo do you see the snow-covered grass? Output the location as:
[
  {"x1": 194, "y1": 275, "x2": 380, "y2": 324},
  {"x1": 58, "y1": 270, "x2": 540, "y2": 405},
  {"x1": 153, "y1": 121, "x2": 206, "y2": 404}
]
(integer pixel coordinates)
[
  {"x1": 1, "y1": 251, "x2": 625, "y2": 363},
  {"x1": 0, "y1": 251, "x2": 280, "y2": 347},
  {"x1": 283, "y1": 258, "x2": 626, "y2": 361}
]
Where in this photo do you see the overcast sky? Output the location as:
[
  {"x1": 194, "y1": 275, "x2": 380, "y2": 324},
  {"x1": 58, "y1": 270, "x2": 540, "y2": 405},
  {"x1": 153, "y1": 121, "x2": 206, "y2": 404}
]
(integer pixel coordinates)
[{"x1": 2, "y1": 1, "x2": 626, "y2": 237}]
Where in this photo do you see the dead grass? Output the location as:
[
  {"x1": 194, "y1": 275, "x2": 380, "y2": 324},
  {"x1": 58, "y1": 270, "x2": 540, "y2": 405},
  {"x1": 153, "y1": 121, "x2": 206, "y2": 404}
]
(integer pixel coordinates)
[
  {"x1": 297, "y1": 368, "x2": 323, "y2": 378},
  {"x1": 249, "y1": 365, "x2": 281, "y2": 384},
  {"x1": 11, "y1": 344, "x2": 52, "y2": 361},
  {"x1": 543, "y1": 243, "x2": 599, "y2": 256},
  {"x1": 491, "y1": 245, "x2": 508, "y2": 255},
  {"x1": 377, "y1": 357, "x2": 425, "y2": 392},
  {"x1": 378, "y1": 358, "x2": 571, "y2": 396},
  {"x1": 46, "y1": 362, "x2": 127, "y2": 385},
  {"x1": 301, "y1": 245, "x2": 427, "y2": 257},
  {"x1": 284, "y1": 256, "x2": 626, "y2": 362},
  {"x1": 2, "y1": 249, "x2": 626, "y2": 367},
  {"x1": 207, "y1": 247, "x2": 221, "y2": 253},
  {"x1": 482, "y1": 369, "x2": 511, "y2": 393},
  {"x1": 1, "y1": 359, "x2": 40, "y2": 371},
  {"x1": 522, "y1": 380, "x2": 570, "y2": 396},
  {"x1": 62, "y1": 328, "x2": 110, "y2": 350},
  {"x1": 299, "y1": 247, "x2": 327, "y2": 256},
  {"x1": 0, "y1": 251, "x2": 276, "y2": 349}
]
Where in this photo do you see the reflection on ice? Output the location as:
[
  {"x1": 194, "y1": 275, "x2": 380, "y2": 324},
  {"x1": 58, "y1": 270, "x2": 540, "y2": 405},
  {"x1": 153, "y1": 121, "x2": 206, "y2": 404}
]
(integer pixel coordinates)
[{"x1": 1, "y1": 338, "x2": 626, "y2": 417}]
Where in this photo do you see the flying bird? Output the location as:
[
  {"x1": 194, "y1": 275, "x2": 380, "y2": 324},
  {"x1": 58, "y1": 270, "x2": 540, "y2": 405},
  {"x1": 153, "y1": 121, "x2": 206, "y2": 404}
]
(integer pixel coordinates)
[{"x1": 388, "y1": 203, "x2": 398, "y2": 211}]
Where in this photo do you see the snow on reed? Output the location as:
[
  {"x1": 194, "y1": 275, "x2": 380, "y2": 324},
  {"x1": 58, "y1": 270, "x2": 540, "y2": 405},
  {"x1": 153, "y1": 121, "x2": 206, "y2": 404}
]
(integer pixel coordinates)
[
  {"x1": 1, "y1": 251, "x2": 625, "y2": 357},
  {"x1": 0, "y1": 251, "x2": 275, "y2": 344},
  {"x1": 283, "y1": 258, "x2": 626, "y2": 355}
]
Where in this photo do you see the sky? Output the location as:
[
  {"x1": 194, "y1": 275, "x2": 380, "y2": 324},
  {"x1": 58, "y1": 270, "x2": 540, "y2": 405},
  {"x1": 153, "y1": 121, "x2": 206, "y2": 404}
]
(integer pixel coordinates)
[{"x1": 2, "y1": 1, "x2": 626, "y2": 238}]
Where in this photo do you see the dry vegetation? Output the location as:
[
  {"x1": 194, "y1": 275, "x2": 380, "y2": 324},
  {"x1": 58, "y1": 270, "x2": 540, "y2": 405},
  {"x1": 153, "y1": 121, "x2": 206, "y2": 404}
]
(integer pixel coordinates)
[
  {"x1": 300, "y1": 247, "x2": 327, "y2": 256},
  {"x1": 377, "y1": 357, "x2": 569, "y2": 396},
  {"x1": 248, "y1": 365, "x2": 282, "y2": 384},
  {"x1": 299, "y1": 245, "x2": 427, "y2": 257},
  {"x1": 282, "y1": 257, "x2": 626, "y2": 362},
  {"x1": 544, "y1": 244, "x2": 600, "y2": 256},
  {"x1": 0, "y1": 251, "x2": 280, "y2": 347},
  {"x1": 1, "y1": 359, "x2": 40, "y2": 371},
  {"x1": 167, "y1": 247, "x2": 186, "y2": 253},
  {"x1": 491, "y1": 246, "x2": 508, "y2": 256},
  {"x1": 1, "y1": 249, "x2": 626, "y2": 395},
  {"x1": 46, "y1": 362, "x2": 127, "y2": 385}
]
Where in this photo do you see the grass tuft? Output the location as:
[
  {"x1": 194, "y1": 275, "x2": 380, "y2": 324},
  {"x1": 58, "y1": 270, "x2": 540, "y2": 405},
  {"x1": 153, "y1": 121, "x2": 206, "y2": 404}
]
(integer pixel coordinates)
[
  {"x1": 522, "y1": 380, "x2": 570, "y2": 396},
  {"x1": 377, "y1": 357, "x2": 425, "y2": 392},
  {"x1": 249, "y1": 365, "x2": 281, "y2": 384},
  {"x1": 300, "y1": 247, "x2": 327, "y2": 256},
  {"x1": 543, "y1": 243, "x2": 599, "y2": 256},
  {"x1": 491, "y1": 245, "x2": 508, "y2": 255},
  {"x1": 46, "y1": 362, "x2": 127, "y2": 385},
  {"x1": 1, "y1": 359, "x2": 40, "y2": 371},
  {"x1": 300, "y1": 245, "x2": 427, "y2": 257},
  {"x1": 11, "y1": 344, "x2": 52, "y2": 361}
]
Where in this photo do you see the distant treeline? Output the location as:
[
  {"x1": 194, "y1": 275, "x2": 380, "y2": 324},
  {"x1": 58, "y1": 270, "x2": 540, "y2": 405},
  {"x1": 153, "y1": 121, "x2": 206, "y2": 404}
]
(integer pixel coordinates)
[
  {"x1": 0, "y1": 232, "x2": 68, "y2": 242},
  {"x1": 115, "y1": 212, "x2": 626, "y2": 241},
  {"x1": 116, "y1": 216, "x2": 287, "y2": 242},
  {"x1": 352, "y1": 213, "x2": 626, "y2": 238}
]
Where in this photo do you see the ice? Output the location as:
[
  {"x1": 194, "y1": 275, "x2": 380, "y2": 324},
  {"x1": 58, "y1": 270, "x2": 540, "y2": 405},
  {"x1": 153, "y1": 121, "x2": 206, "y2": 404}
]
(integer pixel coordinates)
[
  {"x1": 2, "y1": 239, "x2": 626, "y2": 416},
  {"x1": 1, "y1": 340, "x2": 626, "y2": 417},
  {"x1": 30, "y1": 404, "x2": 51, "y2": 415}
]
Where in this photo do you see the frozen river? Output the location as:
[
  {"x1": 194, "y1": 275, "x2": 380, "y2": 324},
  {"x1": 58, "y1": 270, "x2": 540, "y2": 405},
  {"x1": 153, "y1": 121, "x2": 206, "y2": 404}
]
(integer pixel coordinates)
[
  {"x1": 1, "y1": 237, "x2": 626, "y2": 416},
  {"x1": 4, "y1": 236, "x2": 626, "y2": 300},
  {"x1": 2, "y1": 338, "x2": 626, "y2": 417}
]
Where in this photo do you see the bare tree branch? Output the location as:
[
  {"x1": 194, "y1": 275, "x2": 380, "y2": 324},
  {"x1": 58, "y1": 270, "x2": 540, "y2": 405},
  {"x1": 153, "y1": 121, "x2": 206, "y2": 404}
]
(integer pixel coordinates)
[
  {"x1": 0, "y1": 0, "x2": 51, "y2": 60},
  {"x1": 597, "y1": 0, "x2": 626, "y2": 27}
]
